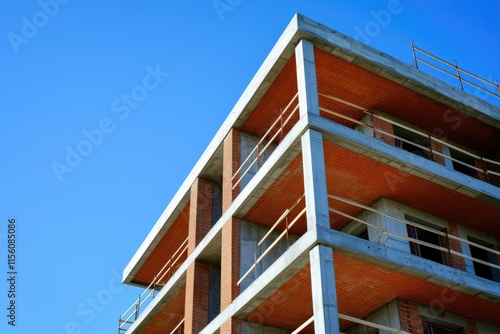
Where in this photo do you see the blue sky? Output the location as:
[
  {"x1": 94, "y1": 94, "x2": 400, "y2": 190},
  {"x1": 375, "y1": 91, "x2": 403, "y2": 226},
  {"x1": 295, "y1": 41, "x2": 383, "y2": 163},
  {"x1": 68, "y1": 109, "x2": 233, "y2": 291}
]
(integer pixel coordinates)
[{"x1": 1, "y1": 1, "x2": 499, "y2": 333}]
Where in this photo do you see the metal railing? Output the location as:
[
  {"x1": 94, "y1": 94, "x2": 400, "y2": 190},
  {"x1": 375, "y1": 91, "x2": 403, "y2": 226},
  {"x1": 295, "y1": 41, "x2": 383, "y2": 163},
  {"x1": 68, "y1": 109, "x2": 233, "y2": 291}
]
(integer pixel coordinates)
[
  {"x1": 318, "y1": 92, "x2": 500, "y2": 186},
  {"x1": 237, "y1": 193, "x2": 306, "y2": 286},
  {"x1": 118, "y1": 237, "x2": 189, "y2": 333},
  {"x1": 232, "y1": 93, "x2": 300, "y2": 190},
  {"x1": 328, "y1": 194, "x2": 500, "y2": 272},
  {"x1": 411, "y1": 40, "x2": 500, "y2": 100},
  {"x1": 293, "y1": 313, "x2": 410, "y2": 334}
]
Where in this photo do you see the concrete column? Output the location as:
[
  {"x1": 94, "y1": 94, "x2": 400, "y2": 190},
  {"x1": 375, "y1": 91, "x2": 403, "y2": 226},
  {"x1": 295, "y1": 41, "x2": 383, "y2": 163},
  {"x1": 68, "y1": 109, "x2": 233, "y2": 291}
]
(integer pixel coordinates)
[
  {"x1": 301, "y1": 129, "x2": 330, "y2": 229},
  {"x1": 220, "y1": 217, "x2": 241, "y2": 333},
  {"x1": 441, "y1": 145, "x2": 454, "y2": 170},
  {"x1": 185, "y1": 261, "x2": 210, "y2": 333},
  {"x1": 309, "y1": 245, "x2": 340, "y2": 334},
  {"x1": 223, "y1": 128, "x2": 241, "y2": 212},
  {"x1": 296, "y1": 39, "x2": 319, "y2": 118}
]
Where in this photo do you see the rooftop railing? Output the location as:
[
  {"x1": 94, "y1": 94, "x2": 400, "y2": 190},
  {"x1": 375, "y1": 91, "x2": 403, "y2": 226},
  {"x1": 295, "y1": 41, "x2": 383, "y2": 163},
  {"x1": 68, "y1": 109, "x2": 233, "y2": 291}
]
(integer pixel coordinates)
[{"x1": 411, "y1": 41, "x2": 500, "y2": 101}]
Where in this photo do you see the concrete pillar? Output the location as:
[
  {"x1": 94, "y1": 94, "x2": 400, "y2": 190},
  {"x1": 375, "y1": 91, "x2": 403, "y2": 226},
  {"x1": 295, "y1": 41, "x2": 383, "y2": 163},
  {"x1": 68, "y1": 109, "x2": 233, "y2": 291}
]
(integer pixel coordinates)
[
  {"x1": 296, "y1": 39, "x2": 319, "y2": 118},
  {"x1": 310, "y1": 245, "x2": 340, "y2": 334},
  {"x1": 441, "y1": 145, "x2": 454, "y2": 169},
  {"x1": 185, "y1": 178, "x2": 214, "y2": 332},
  {"x1": 301, "y1": 129, "x2": 330, "y2": 229},
  {"x1": 185, "y1": 261, "x2": 211, "y2": 333},
  {"x1": 223, "y1": 128, "x2": 241, "y2": 212},
  {"x1": 220, "y1": 217, "x2": 241, "y2": 333}
]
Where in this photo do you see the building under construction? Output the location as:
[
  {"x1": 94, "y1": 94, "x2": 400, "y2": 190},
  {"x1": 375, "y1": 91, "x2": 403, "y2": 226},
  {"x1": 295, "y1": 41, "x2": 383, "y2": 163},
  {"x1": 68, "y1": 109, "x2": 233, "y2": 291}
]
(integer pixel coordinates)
[{"x1": 118, "y1": 14, "x2": 500, "y2": 334}]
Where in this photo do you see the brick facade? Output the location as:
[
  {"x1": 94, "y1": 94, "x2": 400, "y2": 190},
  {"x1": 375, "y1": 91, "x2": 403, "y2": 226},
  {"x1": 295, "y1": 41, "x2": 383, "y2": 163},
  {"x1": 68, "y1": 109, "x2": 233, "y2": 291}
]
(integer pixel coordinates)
[
  {"x1": 398, "y1": 299, "x2": 424, "y2": 334},
  {"x1": 221, "y1": 128, "x2": 242, "y2": 333},
  {"x1": 184, "y1": 177, "x2": 215, "y2": 332},
  {"x1": 373, "y1": 114, "x2": 396, "y2": 146},
  {"x1": 447, "y1": 222, "x2": 466, "y2": 272},
  {"x1": 223, "y1": 128, "x2": 241, "y2": 213},
  {"x1": 185, "y1": 261, "x2": 211, "y2": 333}
]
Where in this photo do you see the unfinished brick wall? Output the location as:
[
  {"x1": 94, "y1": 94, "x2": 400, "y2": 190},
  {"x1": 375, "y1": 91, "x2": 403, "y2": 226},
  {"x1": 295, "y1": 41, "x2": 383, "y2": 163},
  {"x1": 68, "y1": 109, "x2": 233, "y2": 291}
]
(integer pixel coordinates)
[
  {"x1": 188, "y1": 177, "x2": 214, "y2": 254},
  {"x1": 220, "y1": 217, "x2": 241, "y2": 333},
  {"x1": 373, "y1": 115, "x2": 396, "y2": 146},
  {"x1": 184, "y1": 177, "x2": 215, "y2": 332},
  {"x1": 473, "y1": 158, "x2": 487, "y2": 182},
  {"x1": 430, "y1": 140, "x2": 445, "y2": 166},
  {"x1": 461, "y1": 318, "x2": 478, "y2": 334},
  {"x1": 223, "y1": 128, "x2": 241, "y2": 212},
  {"x1": 397, "y1": 299, "x2": 424, "y2": 334},
  {"x1": 185, "y1": 261, "x2": 210, "y2": 333},
  {"x1": 221, "y1": 129, "x2": 242, "y2": 333},
  {"x1": 447, "y1": 222, "x2": 466, "y2": 272}
]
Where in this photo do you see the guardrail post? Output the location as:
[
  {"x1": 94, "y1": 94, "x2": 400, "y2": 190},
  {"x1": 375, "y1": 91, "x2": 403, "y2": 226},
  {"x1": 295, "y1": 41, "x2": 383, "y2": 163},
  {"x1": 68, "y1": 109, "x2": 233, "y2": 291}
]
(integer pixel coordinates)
[{"x1": 135, "y1": 294, "x2": 140, "y2": 320}]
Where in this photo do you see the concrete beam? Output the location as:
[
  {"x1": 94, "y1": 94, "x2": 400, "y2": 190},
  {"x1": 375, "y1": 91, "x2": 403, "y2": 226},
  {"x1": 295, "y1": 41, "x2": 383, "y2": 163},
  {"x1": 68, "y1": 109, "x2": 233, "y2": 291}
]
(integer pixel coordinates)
[{"x1": 316, "y1": 225, "x2": 500, "y2": 302}]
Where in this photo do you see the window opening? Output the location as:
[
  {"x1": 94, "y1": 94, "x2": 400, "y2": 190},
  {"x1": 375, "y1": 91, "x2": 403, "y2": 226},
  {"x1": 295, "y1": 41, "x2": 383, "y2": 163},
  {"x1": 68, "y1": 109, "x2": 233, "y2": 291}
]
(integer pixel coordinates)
[{"x1": 406, "y1": 216, "x2": 447, "y2": 265}]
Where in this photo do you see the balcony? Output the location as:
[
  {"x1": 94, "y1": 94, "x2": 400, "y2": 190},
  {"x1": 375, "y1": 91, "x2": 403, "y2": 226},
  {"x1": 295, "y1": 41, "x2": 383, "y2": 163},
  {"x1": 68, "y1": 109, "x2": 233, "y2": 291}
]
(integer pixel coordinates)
[{"x1": 317, "y1": 91, "x2": 500, "y2": 188}]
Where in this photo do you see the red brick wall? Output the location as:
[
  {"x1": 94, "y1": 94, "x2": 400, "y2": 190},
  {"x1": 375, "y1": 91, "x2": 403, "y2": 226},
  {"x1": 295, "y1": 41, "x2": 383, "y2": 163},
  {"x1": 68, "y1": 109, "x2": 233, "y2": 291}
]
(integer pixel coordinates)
[
  {"x1": 461, "y1": 318, "x2": 478, "y2": 334},
  {"x1": 447, "y1": 222, "x2": 466, "y2": 272},
  {"x1": 220, "y1": 217, "x2": 241, "y2": 333},
  {"x1": 188, "y1": 177, "x2": 214, "y2": 254},
  {"x1": 223, "y1": 128, "x2": 241, "y2": 212},
  {"x1": 430, "y1": 140, "x2": 445, "y2": 166},
  {"x1": 220, "y1": 128, "x2": 242, "y2": 333},
  {"x1": 184, "y1": 178, "x2": 214, "y2": 332},
  {"x1": 398, "y1": 299, "x2": 424, "y2": 333},
  {"x1": 473, "y1": 158, "x2": 487, "y2": 182},
  {"x1": 184, "y1": 261, "x2": 210, "y2": 333},
  {"x1": 372, "y1": 115, "x2": 396, "y2": 146}
]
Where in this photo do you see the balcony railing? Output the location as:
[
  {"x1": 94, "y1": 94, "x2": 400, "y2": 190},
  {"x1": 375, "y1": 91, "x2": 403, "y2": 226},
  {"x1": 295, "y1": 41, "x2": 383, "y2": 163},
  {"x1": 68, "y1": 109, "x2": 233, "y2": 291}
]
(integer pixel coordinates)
[
  {"x1": 237, "y1": 193, "x2": 306, "y2": 286},
  {"x1": 328, "y1": 194, "x2": 500, "y2": 276},
  {"x1": 118, "y1": 237, "x2": 189, "y2": 333},
  {"x1": 318, "y1": 92, "x2": 500, "y2": 187},
  {"x1": 232, "y1": 92, "x2": 300, "y2": 190}
]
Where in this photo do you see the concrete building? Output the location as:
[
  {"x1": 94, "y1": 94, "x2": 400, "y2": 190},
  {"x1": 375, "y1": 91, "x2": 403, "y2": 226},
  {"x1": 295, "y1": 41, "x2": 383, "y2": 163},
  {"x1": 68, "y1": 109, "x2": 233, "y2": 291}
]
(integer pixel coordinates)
[{"x1": 118, "y1": 14, "x2": 500, "y2": 334}]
